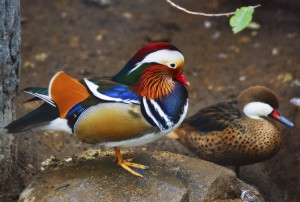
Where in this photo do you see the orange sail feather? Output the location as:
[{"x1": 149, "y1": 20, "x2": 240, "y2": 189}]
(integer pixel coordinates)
[{"x1": 49, "y1": 71, "x2": 89, "y2": 118}]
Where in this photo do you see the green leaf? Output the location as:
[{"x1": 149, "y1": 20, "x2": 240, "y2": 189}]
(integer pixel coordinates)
[{"x1": 230, "y1": 7, "x2": 255, "y2": 34}]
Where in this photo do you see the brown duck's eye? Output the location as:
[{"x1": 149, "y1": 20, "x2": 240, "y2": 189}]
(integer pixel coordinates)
[{"x1": 170, "y1": 63, "x2": 176, "y2": 68}]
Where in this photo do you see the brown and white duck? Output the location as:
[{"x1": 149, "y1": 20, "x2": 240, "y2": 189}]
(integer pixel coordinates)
[{"x1": 168, "y1": 86, "x2": 294, "y2": 174}]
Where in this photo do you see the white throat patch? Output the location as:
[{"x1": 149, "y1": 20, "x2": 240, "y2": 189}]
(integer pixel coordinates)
[{"x1": 243, "y1": 102, "x2": 273, "y2": 119}]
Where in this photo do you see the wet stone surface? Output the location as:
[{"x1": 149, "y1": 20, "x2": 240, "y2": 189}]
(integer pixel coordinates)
[{"x1": 19, "y1": 151, "x2": 264, "y2": 202}]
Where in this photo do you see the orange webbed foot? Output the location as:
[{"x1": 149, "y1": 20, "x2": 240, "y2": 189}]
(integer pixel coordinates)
[{"x1": 114, "y1": 147, "x2": 148, "y2": 178}]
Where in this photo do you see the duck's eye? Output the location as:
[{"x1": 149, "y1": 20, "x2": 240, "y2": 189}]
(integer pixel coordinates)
[{"x1": 169, "y1": 63, "x2": 176, "y2": 68}]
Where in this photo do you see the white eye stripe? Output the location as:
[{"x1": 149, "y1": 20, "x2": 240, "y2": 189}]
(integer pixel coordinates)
[{"x1": 127, "y1": 49, "x2": 184, "y2": 74}]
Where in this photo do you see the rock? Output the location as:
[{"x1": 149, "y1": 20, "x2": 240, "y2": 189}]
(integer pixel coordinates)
[
  {"x1": 82, "y1": 0, "x2": 118, "y2": 8},
  {"x1": 19, "y1": 151, "x2": 263, "y2": 201},
  {"x1": 239, "y1": 180, "x2": 266, "y2": 202},
  {"x1": 240, "y1": 164, "x2": 284, "y2": 202}
]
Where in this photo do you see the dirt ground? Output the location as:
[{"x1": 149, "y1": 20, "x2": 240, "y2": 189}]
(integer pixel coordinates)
[{"x1": 12, "y1": 0, "x2": 300, "y2": 201}]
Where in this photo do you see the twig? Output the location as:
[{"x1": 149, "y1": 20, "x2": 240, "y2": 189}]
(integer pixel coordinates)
[{"x1": 166, "y1": 0, "x2": 261, "y2": 17}]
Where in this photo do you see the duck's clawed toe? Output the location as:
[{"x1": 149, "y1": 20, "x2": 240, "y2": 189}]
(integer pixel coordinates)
[
  {"x1": 114, "y1": 147, "x2": 148, "y2": 178},
  {"x1": 118, "y1": 160, "x2": 148, "y2": 178}
]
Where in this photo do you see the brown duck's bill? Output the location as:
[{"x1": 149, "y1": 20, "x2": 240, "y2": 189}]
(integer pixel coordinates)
[{"x1": 269, "y1": 109, "x2": 294, "y2": 127}]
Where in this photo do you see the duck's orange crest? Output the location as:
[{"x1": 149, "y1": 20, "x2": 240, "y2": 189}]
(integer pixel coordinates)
[{"x1": 49, "y1": 71, "x2": 89, "y2": 118}]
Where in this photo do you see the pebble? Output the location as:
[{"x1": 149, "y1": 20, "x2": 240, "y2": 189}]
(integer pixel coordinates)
[{"x1": 34, "y1": 53, "x2": 48, "y2": 62}]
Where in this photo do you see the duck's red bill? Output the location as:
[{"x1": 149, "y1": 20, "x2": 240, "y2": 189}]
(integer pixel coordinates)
[
  {"x1": 175, "y1": 73, "x2": 190, "y2": 86},
  {"x1": 269, "y1": 109, "x2": 294, "y2": 127}
]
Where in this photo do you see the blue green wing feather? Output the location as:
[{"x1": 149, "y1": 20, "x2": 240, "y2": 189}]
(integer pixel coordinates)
[
  {"x1": 65, "y1": 79, "x2": 141, "y2": 119},
  {"x1": 83, "y1": 78, "x2": 141, "y2": 104}
]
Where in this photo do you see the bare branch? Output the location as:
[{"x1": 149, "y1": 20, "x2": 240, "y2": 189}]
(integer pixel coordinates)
[{"x1": 166, "y1": 0, "x2": 261, "y2": 17}]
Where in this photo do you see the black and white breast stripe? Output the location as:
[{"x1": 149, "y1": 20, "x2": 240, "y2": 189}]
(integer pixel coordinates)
[{"x1": 141, "y1": 97, "x2": 187, "y2": 130}]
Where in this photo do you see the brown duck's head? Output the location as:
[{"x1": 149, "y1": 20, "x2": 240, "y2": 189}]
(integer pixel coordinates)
[{"x1": 238, "y1": 86, "x2": 294, "y2": 127}]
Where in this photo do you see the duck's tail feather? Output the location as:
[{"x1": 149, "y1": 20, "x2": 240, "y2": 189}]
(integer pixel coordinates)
[
  {"x1": 5, "y1": 103, "x2": 59, "y2": 133},
  {"x1": 22, "y1": 87, "x2": 49, "y2": 103},
  {"x1": 23, "y1": 87, "x2": 55, "y2": 106}
]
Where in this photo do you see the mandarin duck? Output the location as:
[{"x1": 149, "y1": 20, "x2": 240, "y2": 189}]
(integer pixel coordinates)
[
  {"x1": 6, "y1": 42, "x2": 189, "y2": 177},
  {"x1": 168, "y1": 86, "x2": 293, "y2": 175}
]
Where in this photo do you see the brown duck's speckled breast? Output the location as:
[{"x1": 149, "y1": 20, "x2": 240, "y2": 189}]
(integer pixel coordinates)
[
  {"x1": 74, "y1": 103, "x2": 154, "y2": 144},
  {"x1": 183, "y1": 119, "x2": 283, "y2": 166}
]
